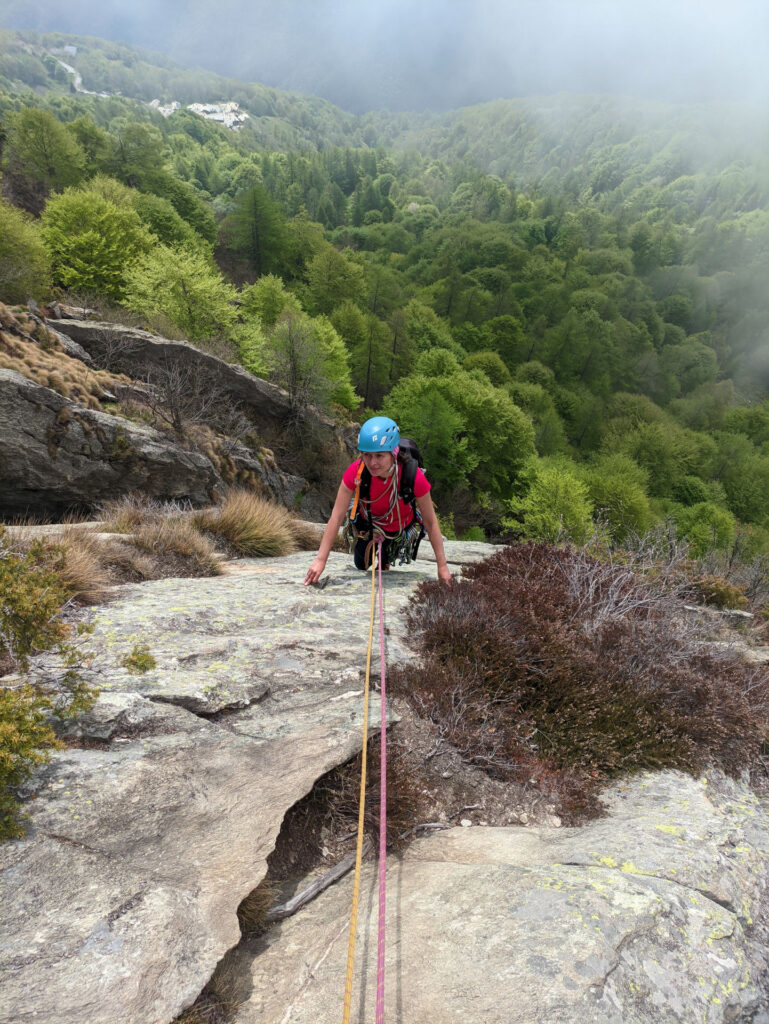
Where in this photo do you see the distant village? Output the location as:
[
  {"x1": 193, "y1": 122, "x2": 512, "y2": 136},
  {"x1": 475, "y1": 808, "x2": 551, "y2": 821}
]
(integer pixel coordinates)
[
  {"x1": 48, "y1": 45, "x2": 250, "y2": 130},
  {"x1": 149, "y1": 99, "x2": 250, "y2": 130}
]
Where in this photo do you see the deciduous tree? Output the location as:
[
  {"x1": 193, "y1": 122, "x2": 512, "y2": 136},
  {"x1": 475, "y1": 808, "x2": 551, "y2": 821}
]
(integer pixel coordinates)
[{"x1": 41, "y1": 189, "x2": 154, "y2": 299}]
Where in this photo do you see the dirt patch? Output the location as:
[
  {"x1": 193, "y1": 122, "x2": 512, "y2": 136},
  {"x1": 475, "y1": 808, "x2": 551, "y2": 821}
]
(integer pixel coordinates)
[{"x1": 386, "y1": 696, "x2": 561, "y2": 832}]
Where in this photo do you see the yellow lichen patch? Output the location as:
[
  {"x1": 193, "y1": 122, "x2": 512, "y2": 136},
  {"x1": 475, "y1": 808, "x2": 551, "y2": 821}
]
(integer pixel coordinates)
[
  {"x1": 620, "y1": 860, "x2": 642, "y2": 873},
  {"x1": 654, "y1": 824, "x2": 683, "y2": 836},
  {"x1": 594, "y1": 855, "x2": 619, "y2": 868}
]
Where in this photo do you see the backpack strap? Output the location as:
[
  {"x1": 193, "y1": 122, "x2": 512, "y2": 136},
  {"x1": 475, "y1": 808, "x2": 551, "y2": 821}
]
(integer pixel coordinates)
[
  {"x1": 349, "y1": 458, "x2": 366, "y2": 522},
  {"x1": 398, "y1": 454, "x2": 419, "y2": 509},
  {"x1": 350, "y1": 457, "x2": 418, "y2": 530}
]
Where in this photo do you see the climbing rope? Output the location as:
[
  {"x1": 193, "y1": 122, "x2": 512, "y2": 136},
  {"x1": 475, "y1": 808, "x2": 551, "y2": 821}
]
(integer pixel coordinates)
[
  {"x1": 341, "y1": 537, "x2": 389, "y2": 1024},
  {"x1": 376, "y1": 548, "x2": 387, "y2": 1024}
]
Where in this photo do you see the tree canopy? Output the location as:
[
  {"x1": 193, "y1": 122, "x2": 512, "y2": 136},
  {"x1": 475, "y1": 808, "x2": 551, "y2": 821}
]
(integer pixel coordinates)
[{"x1": 2, "y1": 38, "x2": 769, "y2": 552}]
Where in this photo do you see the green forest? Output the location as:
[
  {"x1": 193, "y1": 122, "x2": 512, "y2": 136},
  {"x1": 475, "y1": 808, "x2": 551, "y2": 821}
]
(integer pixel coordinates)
[{"x1": 2, "y1": 28, "x2": 769, "y2": 553}]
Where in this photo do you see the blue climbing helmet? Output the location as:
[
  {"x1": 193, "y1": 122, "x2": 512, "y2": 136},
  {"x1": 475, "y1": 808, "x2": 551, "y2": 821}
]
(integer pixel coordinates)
[{"x1": 357, "y1": 416, "x2": 400, "y2": 452}]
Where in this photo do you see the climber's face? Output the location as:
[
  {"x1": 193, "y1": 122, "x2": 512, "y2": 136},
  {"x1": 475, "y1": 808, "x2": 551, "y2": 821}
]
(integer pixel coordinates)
[{"x1": 361, "y1": 450, "x2": 395, "y2": 480}]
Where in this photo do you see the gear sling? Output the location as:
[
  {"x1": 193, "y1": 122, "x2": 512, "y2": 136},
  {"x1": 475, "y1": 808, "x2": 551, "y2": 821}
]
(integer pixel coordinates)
[{"x1": 347, "y1": 438, "x2": 426, "y2": 569}]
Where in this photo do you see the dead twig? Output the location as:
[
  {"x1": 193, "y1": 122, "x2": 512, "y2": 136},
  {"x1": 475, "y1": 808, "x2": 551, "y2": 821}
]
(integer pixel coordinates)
[
  {"x1": 266, "y1": 838, "x2": 372, "y2": 922},
  {"x1": 449, "y1": 804, "x2": 481, "y2": 818}
]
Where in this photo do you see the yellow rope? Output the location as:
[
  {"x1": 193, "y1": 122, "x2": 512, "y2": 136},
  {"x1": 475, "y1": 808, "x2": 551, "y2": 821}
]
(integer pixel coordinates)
[{"x1": 341, "y1": 548, "x2": 378, "y2": 1024}]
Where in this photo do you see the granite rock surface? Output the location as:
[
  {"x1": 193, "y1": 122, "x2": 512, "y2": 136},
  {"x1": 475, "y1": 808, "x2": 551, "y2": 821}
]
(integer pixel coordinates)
[
  {"x1": 0, "y1": 368, "x2": 304, "y2": 516},
  {"x1": 233, "y1": 772, "x2": 769, "y2": 1024},
  {"x1": 0, "y1": 549, "x2": 475, "y2": 1024},
  {"x1": 3, "y1": 544, "x2": 769, "y2": 1024}
]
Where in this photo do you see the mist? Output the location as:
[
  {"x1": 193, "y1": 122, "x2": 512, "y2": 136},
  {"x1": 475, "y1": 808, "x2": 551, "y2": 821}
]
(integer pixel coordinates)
[{"x1": 2, "y1": 0, "x2": 768, "y2": 113}]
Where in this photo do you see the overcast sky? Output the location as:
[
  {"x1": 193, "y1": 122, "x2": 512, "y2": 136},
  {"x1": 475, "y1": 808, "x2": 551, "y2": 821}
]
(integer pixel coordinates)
[{"x1": 2, "y1": 0, "x2": 768, "y2": 112}]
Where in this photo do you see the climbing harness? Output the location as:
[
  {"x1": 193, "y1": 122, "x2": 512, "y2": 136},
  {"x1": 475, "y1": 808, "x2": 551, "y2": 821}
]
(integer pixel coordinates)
[
  {"x1": 347, "y1": 457, "x2": 425, "y2": 568},
  {"x1": 342, "y1": 538, "x2": 389, "y2": 1024}
]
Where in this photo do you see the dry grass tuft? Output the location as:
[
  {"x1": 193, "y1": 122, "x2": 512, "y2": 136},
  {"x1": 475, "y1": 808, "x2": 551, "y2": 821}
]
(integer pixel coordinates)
[
  {"x1": 173, "y1": 951, "x2": 242, "y2": 1024},
  {"x1": 287, "y1": 515, "x2": 324, "y2": 551},
  {"x1": 197, "y1": 489, "x2": 297, "y2": 557},
  {"x1": 236, "y1": 878, "x2": 277, "y2": 936},
  {"x1": 57, "y1": 527, "x2": 113, "y2": 604},
  {"x1": 100, "y1": 494, "x2": 167, "y2": 534},
  {"x1": 2, "y1": 523, "x2": 112, "y2": 604},
  {"x1": 0, "y1": 305, "x2": 131, "y2": 407},
  {"x1": 102, "y1": 543, "x2": 156, "y2": 581},
  {"x1": 132, "y1": 519, "x2": 222, "y2": 577}
]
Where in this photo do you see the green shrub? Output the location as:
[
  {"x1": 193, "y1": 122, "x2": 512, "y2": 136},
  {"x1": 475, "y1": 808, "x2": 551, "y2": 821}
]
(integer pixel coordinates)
[
  {"x1": 0, "y1": 196, "x2": 51, "y2": 302},
  {"x1": 688, "y1": 575, "x2": 749, "y2": 610},
  {"x1": 0, "y1": 529, "x2": 96, "y2": 839},
  {"x1": 121, "y1": 643, "x2": 156, "y2": 674},
  {"x1": 41, "y1": 187, "x2": 154, "y2": 299},
  {"x1": 505, "y1": 460, "x2": 593, "y2": 544},
  {"x1": 583, "y1": 454, "x2": 653, "y2": 543},
  {"x1": 0, "y1": 684, "x2": 55, "y2": 839},
  {"x1": 671, "y1": 474, "x2": 711, "y2": 507},
  {"x1": 461, "y1": 526, "x2": 486, "y2": 542},
  {"x1": 673, "y1": 501, "x2": 737, "y2": 557},
  {"x1": 436, "y1": 512, "x2": 457, "y2": 540}
]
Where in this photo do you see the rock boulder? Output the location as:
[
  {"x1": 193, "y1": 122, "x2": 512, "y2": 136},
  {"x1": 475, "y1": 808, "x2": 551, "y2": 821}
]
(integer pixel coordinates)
[
  {"x1": 0, "y1": 369, "x2": 304, "y2": 517},
  {"x1": 47, "y1": 319, "x2": 333, "y2": 433}
]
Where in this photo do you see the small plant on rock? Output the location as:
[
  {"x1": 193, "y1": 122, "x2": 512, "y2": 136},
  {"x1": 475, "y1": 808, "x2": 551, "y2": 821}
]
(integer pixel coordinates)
[
  {"x1": 120, "y1": 643, "x2": 156, "y2": 674},
  {"x1": 687, "y1": 574, "x2": 749, "y2": 610}
]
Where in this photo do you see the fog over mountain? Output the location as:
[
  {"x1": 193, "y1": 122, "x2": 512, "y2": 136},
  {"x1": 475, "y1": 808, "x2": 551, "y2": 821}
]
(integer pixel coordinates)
[{"x1": 2, "y1": 0, "x2": 768, "y2": 113}]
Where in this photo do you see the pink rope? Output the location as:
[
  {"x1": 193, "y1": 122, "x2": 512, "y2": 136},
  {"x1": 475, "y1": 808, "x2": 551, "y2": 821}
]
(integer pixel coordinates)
[{"x1": 375, "y1": 539, "x2": 387, "y2": 1024}]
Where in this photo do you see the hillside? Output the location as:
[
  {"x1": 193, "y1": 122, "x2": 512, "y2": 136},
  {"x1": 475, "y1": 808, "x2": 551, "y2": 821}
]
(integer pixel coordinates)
[
  {"x1": 0, "y1": 29, "x2": 363, "y2": 150},
  {"x1": 1, "y1": 28, "x2": 768, "y2": 559}
]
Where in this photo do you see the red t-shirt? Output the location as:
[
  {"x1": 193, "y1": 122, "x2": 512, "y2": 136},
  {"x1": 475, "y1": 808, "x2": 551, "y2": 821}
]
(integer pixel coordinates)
[{"x1": 342, "y1": 459, "x2": 430, "y2": 532}]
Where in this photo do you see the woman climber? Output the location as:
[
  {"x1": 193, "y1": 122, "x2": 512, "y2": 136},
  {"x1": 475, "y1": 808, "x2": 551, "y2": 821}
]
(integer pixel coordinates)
[{"x1": 303, "y1": 416, "x2": 451, "y2": 586}]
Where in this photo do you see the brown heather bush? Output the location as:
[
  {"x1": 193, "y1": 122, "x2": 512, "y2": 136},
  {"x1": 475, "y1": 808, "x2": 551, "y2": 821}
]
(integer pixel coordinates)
[
  {"x1": 196, "y1": 490, "x2": 297, "y2": 557},
  {"x1": 391, "y1": 542, "x2": 769, "y2": 822},
  {"x1": 269, "y1": 743, "x2": 423, "y2": 866}
]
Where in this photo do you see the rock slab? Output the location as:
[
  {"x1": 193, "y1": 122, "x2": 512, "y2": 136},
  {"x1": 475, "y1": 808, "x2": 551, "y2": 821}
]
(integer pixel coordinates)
[
  {"x1": 233, "y1": 771, "x2": 769, "y2": 1024},
  {"x1": 3, "y1": 542, "x2": 769, "y2": 1024},
  {"x1": 0, "y1": 549, "x2": 474, "y2": 1024}
]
